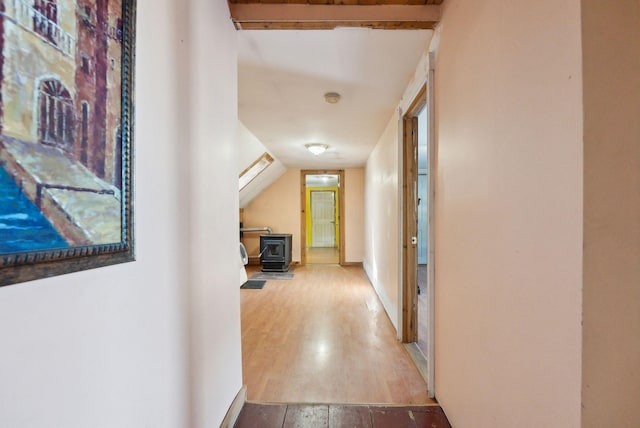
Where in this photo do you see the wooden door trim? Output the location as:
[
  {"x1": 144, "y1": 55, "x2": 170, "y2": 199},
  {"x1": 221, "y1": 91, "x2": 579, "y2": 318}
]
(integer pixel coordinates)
[
  {"x1": 401, "y1": 116, "x2": 419, "y2": 343},
  {"x1": 300, "y1": 170, "x2": 345, "y2": 266},
  {"x1": 401, "y1": 84, "x2": 426, "y2": 343},
  {"x1": 407, "y1": 84, "x2": 427, "y2": 117}
]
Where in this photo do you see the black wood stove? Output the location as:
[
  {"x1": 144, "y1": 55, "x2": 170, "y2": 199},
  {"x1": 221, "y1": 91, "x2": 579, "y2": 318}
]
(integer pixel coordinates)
[{"x1": 259, "y1": 234, "x2": 292, "y2": 272}]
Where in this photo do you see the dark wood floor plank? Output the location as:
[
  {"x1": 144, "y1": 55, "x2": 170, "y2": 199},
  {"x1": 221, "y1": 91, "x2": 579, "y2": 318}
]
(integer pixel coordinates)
[
  {"x1": 370, "y1": 407, "x2": 416, "y2": 428},
  {"x1": 235, "y1": 403, "x2": 452, "y2": 428},
  {"x1": 411, "y1": 407, "x2": 452, "y2": 428},
  {"x1": 329, "y1": 405, "x2": 373, "y2": 428},
  {"x1": 234, "y1": 402, "x2": 287, "y2": 428},
  {"x1": 283, "y1": 404, "x2": 329, "y2": 428}
]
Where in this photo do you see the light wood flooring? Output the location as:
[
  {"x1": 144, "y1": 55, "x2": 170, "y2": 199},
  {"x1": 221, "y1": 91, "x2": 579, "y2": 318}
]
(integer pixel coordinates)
[
  {"x1": 241, "y1": 265, "x2": 434, "y2": 404},
  {"x1": 306, "y1": 246, "x2": 340, "y2": 264}
]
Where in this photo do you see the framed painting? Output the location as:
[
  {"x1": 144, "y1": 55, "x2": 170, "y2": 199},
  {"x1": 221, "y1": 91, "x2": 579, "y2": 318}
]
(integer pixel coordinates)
[{"x1": 0, "y1": 0, "x2": 136, "y2": 287}]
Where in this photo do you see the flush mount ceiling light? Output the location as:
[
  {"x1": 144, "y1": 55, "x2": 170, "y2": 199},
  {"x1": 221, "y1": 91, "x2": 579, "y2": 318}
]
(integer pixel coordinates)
[
  {"x1": 305, "y1": 143, "x2": 328, "y2": 156},
  {"x1": 324, "y1": 92, "x2": 341, "y2": 104}
]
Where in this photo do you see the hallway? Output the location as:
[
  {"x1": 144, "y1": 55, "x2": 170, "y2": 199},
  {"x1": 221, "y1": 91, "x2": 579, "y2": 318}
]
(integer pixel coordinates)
[
  {"x1": 306, "y1": 247, "x2": 340, "y2": 264},
  {"x1": 241, "y1": 265, "x2": 433, "y2": 404}
]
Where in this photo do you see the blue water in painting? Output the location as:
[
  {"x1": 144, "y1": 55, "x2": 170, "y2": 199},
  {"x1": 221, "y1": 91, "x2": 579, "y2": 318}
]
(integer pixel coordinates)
[{"x1": 0, "y1": 167, "x2": 69, "y2": 253}]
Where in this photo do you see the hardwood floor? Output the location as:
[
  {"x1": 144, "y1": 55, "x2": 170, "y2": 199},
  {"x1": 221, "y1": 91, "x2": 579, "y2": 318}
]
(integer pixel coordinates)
[
  {"x1": 306, "y1": 247, "x2": 340, "y2": 264},
  {"x1": 234, "y1": 403, "x2": 451, "y2": 428},
  {"x1": 241, "y1": 265, "x2": 434, "y2": 404}
]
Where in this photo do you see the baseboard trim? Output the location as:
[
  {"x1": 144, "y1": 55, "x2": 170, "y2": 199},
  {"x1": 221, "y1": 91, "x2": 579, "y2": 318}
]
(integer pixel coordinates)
[
  {"x1": 404, "y1": 343, "x2": 429, "y2": 385},
  {"x1": 220, "y1": 385, "x2": 247, "y2": 428},
  {"x1": 363, "y1": 260, "x2": 398, "y2": 332},
  {"x1": 341, "y1": 261, "x2": 363, "y2": 267},
  {"x1": 248, "y1": 260, "x2": 300, "y2": 267}
]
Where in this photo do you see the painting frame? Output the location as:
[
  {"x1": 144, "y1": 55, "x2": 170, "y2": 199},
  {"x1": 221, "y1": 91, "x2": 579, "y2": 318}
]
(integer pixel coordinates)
[{"x1": 0, "y1": 0, "x2": 136, "y2": 287}]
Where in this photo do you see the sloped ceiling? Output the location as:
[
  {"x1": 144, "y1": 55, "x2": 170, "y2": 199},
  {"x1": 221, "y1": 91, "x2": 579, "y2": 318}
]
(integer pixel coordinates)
[{"x1": 238, "y1": 121, "x2": 286, "y2": 208}]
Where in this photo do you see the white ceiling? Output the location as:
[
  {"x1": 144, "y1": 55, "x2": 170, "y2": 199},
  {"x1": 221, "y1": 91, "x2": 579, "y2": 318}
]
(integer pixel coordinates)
[{"x1": 238, "y1": 28, "x2": 433, "y2": 169}]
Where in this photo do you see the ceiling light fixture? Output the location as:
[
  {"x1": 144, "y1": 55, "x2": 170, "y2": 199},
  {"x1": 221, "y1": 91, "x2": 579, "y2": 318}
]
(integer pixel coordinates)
[
  {"x1": 324, "y1": 92, "x2": 341, "y2": 104},
  {"x1": 305, "y1": 143, "x2": 328, "y2": 156}
]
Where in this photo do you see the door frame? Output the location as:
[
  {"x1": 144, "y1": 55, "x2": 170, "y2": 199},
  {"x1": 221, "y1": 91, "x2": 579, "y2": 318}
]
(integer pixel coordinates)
[
  {"x1": 425, "y1": 59, "x2": 436, "y2": 397},
  {"x1": 300, "y1": 170, "x2": 345, "y2": 265},
  {"x1": 401, "y1": 85, "x2": 425, "y2": 343},
  {"x1": 401, "y1": 58, "x2": 436, "y2": 398}
]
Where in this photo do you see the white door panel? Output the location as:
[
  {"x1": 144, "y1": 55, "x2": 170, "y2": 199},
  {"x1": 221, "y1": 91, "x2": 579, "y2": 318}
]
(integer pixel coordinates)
[{"x1": 311, "y1": 191, "x2": 335, "y2": 247}]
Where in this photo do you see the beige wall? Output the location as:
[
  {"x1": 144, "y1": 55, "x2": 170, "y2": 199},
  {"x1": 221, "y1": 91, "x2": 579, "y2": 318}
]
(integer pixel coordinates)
[
  {"x1": 242, "y1": 168, "x2": 364, "y2": 264},
  {"x1": 581, "y1": 1, "x2": 640, "y2": 426},
  {"x1": 344, "y1": 168, "x2": 365, "y2": 262},
  {"x1": 242, "y1": 168, "x2": 302, "y2": 261},
  {"x1": 433, "y1": 0, "x2": 584, "y2": 426},
  {"x1": 0, "y1": 1, "x2": 243, "y2": 427}
]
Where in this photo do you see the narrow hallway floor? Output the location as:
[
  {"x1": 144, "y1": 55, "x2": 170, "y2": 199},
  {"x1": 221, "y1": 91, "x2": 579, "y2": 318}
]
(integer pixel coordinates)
[{"x1": 241, "y1": 265, "x2": 434, "y2": 404}]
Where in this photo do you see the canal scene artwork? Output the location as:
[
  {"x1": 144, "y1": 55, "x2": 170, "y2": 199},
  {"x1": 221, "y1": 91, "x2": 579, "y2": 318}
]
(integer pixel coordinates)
[{"x1": 0, "y1": 0, "x2": 135, "y2": 285}]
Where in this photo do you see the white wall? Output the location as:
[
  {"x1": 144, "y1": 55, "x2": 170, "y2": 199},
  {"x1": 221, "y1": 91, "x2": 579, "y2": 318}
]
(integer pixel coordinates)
[
  {"x1": 433, "y1": 0, "x2": 583, "y2": 427},
  {"x1": 0, "y1": 1, "x2": 242, "y2": 427},
  {"x1": 185, "y1": 0, "x2": 243, "y2": 426},
  {"x1": 581, "y1": 1, "x2": 640, "y2": 426},
  {"x1": 363, "y1": 39, "x2": 429, "y2": 333},
  {"x1": 363, "y1": 112, "x2": 402, "y2": 330}
]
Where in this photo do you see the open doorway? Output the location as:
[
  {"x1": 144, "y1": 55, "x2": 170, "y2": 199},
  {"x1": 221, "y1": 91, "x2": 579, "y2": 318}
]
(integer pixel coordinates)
[
  {"x1": 416, "y1": 106, "x2": 429, "y2": 358},
  {"x1": 401, "y1": 68, "x2": 435, "y2": 398},
  {"x1": 301, "y1": 170, "x2": 345, "y2": 265}
]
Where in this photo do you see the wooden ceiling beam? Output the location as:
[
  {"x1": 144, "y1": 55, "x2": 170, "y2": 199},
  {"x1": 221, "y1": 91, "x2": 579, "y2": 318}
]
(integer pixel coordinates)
[
  {"x1": 234, "y1": 22, "x2": 438, "y2": 29},
  {"x1": 229, "y1": 4, "x2": 441, "y2": 30}
]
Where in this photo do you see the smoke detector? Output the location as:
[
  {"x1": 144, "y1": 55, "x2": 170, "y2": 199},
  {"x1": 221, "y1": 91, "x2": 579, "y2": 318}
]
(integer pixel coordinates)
[{"x1": 324, "y1": 92, "x2": 341, "y2": 104}]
